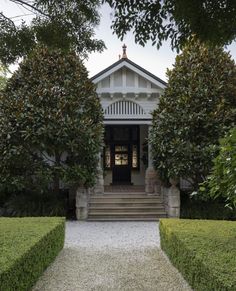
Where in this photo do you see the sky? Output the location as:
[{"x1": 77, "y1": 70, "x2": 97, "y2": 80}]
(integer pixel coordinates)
[
  {"x1": 2, "y1": 1, "x2": 236, "y2": 82},
  {"x1": 85, "y1": 3, "x2": 236, "y2": 81}
]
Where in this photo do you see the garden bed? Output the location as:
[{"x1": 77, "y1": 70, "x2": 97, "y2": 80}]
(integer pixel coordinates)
[
  {"x1": 160, "y1": 219, "x2": 236, "y2": 291},
  {"x1": 0, "y1": 217, "x2": 65, "y2": 291}
]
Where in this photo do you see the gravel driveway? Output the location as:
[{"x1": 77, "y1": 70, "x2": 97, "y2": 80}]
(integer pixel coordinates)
[{"x1": 33, "y1": 221, "x2": 191, "y2": 291}]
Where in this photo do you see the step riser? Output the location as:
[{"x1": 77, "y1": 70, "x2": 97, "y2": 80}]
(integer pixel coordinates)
[
  {"x1": 88, "y1": 220, "x2": 165, "y2": 222},
  {"x1": 91, "y1": 196, "x2": 162, "y2": 198},
  {"x1": 90, "y1": 198, "x2": 162, "y2": 203},
  {"x1": 103, "y1": 192, "x2": 148, "y2": 195},
  {"x1": 88, "y1": 212, "x2": 166, "y2": 215},
  {"x1": 88, "y1": 215, "x2": 167, "y2": 219},
  {"x1": 90, "y1": 204, "x2": 164, "y2": 208},
  {"x1": 89, "y1": 208, "x2": 165, "y2": 213}
]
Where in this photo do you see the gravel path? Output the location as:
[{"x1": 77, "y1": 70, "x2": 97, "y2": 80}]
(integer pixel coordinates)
[{"x1": 33, "y1": 221, "x2": 191, "y2": 291}]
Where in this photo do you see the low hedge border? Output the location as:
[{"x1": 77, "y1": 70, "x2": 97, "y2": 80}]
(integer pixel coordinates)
[
  {"x1": 0, "y1": 217, "x2": 65, "y2": 291},
  {"x1": 160, "y1": 219, "x2": 236, "y2": 291}
]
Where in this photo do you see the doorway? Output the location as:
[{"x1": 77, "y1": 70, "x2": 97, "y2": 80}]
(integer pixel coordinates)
[
  {"x1": 104, "y1": 125, "x2": 140, "y2": 185},
  {"x1": 112, "y1": 144, "x2": 131, "y2": 184}
]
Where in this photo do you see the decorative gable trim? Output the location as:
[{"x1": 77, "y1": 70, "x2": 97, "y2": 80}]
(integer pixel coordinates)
[
  {"x1": 91, "y1": 58, "x2": 167, "y2": 89},
  {"x1": 104, "y1": 100, "x2": 147, "y2": 120}
]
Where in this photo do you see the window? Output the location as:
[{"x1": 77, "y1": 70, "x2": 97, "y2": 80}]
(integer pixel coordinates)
[
  {"x1": 115, "y1": 145, "x2": 128, "y2": 152},
  {"x1": 115, "y1": 154, "x2": 128, "y2": 165}
]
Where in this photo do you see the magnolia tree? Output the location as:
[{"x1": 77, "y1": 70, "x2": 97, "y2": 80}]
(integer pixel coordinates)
[
  {"x1": 0, "y1": 46, "x2": 103, "y2": 195},
  {"x1": 150, "y1": 38, "x2": 236, "y2": 189}
]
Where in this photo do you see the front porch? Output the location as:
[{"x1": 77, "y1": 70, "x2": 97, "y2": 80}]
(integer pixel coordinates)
[
  {"x1": 74, "y1": 122, "x2": 181, "y2": 221},
  {"x1": 95, "y1": 123, "x2": 158, "y2": 195}
]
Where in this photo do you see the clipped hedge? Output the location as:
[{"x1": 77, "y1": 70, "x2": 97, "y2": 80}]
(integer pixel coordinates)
[
  {"x1": 0, "y1": 217, "x2": 65, "y2": 291},
  {"x1": 160, "y1": 219, "x2": 236, "y2": 291}
]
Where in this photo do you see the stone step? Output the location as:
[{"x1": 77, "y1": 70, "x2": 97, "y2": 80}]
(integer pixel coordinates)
[
  {"x1": 89, "y1": 199, "x2": 163, "y2": 205},
  {"x1": 90, "y1": 195, "x2": 162, "y2": 201},
  {"x1": 89, "y1": 207, "x2": 165, "y2": 214},
  {"x1": 90, "y1": 197, "x2": 163, "y2": 203},
  {"x1": 90, "y1": 200, "x2": 163, "y2": 205},
  {"x1": 89, "y1": 205, "x2": 165, "y2": 210},
  {"x1": 88, "y1": 211, "x2": 166, "y2": 217},
  {"x1": 103, "y1": 192, "x2": 148, "y2": 195},
  {"x1": 93, "y1": 193, "x2": 158, "y2": 197},
  {"x1": 87, "y1": 217, "x2": 161, "y2": 221},
  {"x1": 89, "y1": 202, "x2": 164, "y2": 209}
]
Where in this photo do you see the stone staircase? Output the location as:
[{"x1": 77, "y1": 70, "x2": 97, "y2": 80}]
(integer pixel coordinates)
[{"x1": 87, "y1": 191, "x2": 167, "y2": 221}]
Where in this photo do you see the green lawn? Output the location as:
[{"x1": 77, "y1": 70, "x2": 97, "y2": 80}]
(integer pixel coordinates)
[
  {"x1": 160, "y1": 219, "x2": 236, "y2": 291},
  {"x1": 0, "y1": 217, "x2": 65, "y2": 291}
]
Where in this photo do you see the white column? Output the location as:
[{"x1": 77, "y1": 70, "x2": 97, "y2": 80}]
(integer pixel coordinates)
[
  {"x1": 145, "y1": 125, "x2": 158, "y2": 194},
  {"x1": 147, "y1": 125, "x2": 153, "y2": 168},
  {"x1": 93, "y1": 150, "x2": 104, "y2": 194}
]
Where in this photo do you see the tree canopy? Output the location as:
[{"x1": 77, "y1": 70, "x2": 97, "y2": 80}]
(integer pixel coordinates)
[
  {"x1": 0, "y1": 0, "x2": 105, "y2": 65},
  {"x1": 0, "y1": 46, "x2": 104, "y2": 195},
  {"x1": 150, "y1": 38, "x2": 236, "y2": 189},
  {"x1": 106, "y1": 0, "x2": 236, "y2": 50}
]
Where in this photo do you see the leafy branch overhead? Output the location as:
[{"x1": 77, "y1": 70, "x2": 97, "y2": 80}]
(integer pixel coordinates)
[
  {"x1": 105, "y1": 0, "x2": 236, "y2": 50},
  {"x1": 0, "y1": 0, "x2": 105, "y2": 65}
]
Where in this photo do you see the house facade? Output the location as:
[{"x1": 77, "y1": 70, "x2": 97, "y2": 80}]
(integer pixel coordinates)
[
  {"x1": 92, "y1": 45, "x2": 166, "y2": 191},
  {"x1": 75, "y1": 45, "x2": 181, "y2": 220}
]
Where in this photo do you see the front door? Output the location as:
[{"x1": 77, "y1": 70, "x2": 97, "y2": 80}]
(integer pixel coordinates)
[{"x1": 112, "y1": 144, "x2": 131, "y2": 184}]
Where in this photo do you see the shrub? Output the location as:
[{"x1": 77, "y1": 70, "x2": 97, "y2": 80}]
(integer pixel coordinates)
[
  {"x1": 3, "y1": 191, "x2": 67, "y2": 217},
  {"x1": 0, "y1": 217, "x2": 65, "y2": 291},
  {"x1": 180, "y1": 192, "x2": 236, "y2": 220},
  {"x1": 160, "y1": 219, "x2": 236, "y2": 291},
  {"x1": 201, "y1": 127, "x2": 236, "y2": 208}
]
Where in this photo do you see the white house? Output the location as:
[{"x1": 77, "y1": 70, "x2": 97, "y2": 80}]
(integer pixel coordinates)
[
  {"x1": 92, "y1": 45, "x2": 166, "y2": 188},
  {"x1": 75, "y1": 45, "x2": 181, "y2": 220}
]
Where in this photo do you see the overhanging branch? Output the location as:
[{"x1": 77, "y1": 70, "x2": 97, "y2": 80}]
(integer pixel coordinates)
[
  {"x1": 0, "y1": 12, "x2": 16, "y2": 30},
  {"x1": 9, "y1": 0, "x2": 49, "y2": 17}
]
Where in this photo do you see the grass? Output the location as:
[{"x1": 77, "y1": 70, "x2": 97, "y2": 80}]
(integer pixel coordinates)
[
  {"x1": 0, "y1": 217, "x2": 65, "y2": 291},
  {"x1": 160, "y1": 219, "x2": 236, "y2": 291}
]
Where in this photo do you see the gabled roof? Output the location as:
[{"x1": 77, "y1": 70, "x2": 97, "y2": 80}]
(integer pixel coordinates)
[{"x1": 91, "y1": 58, "x2": 167, "y2": 87}]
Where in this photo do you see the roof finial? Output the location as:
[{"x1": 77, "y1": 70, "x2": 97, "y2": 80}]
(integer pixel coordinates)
[{"x1": 122, "y1": 44, "x2": 127, "y2": 59}]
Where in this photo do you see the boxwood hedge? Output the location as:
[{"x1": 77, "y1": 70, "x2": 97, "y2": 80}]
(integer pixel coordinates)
[
  {"x1": 160, "y1": 219, "x2": 236, "y2": 291},
  {"x1": 0, "y1": 217, "x2": 65, "y2": 291}
]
